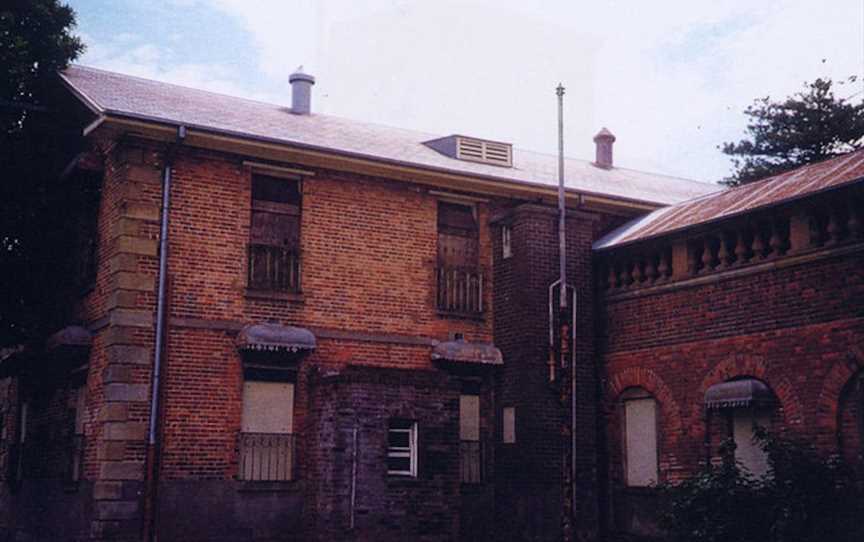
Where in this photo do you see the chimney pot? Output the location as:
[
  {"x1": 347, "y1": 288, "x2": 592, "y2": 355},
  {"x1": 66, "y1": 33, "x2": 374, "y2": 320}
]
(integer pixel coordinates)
[
  {"x1": 593, "y1": 127, "x2": 616, "y2": 169},
  {"x1": 289, "y1": 69, "x2": 315, "y2": 115}
]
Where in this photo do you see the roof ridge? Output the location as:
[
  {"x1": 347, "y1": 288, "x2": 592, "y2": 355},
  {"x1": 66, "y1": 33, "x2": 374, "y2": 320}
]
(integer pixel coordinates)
[
  {"x1": 68, "y1": 64, "x2": 291, "y2": 109},
  {"x1": 720, "y1": 148, "x2": 864, "y2": 194}
]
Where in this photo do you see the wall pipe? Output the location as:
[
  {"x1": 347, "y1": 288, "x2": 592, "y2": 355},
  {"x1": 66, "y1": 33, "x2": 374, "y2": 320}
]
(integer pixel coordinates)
[{"x1": 143, "y1": 125, "x2": 186, "y2": 542}]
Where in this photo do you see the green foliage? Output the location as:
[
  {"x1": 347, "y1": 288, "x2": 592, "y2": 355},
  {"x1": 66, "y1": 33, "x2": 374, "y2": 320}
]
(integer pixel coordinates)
[
  {"x1": 0, "y1": 1, "x2": 86, "y2": 347},
  {"x1": 658, "y1": 430, "x2": 864, "y2": 542},
  {"x1": 1, "y1": 0, "x2": 84, "y2": 132},
  {"x1": 722, "y1": 77, "x2": 864, "y2": 186}
]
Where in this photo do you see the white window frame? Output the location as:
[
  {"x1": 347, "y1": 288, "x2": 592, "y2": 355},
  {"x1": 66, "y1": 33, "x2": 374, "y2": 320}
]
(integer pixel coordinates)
[{"x1": 387, "y1": 421, "x2": 418, "y2": 477}]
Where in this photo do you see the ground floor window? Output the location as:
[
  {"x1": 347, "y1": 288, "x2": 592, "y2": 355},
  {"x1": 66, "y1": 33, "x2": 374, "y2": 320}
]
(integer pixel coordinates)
[
  {"x1": 460, "y1": 394, "x2": 482, "y2": 483},
  {"x1": 621, "y1": 389, "x2": 659, "y2": 487},
  {"x1": 732, "y1": 408, "x2": 771, "y2": 477},
  {"x1": 387, "y1": 420, "x2": 418, "y2": 477},
  {"x1": 240, "y1": 380, "x2": 295, "y2": 481}
]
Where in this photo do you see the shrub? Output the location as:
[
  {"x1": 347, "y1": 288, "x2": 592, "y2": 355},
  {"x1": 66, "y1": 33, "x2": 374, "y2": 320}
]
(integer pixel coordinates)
[{"x1": 658, "y1": 431, "x2": 864, "y2": 542}]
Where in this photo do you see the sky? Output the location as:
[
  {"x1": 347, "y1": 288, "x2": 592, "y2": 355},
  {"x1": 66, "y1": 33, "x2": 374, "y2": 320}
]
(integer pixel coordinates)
[{"x1": 67, "y1": 0, "x2": 864, "y2": 183}]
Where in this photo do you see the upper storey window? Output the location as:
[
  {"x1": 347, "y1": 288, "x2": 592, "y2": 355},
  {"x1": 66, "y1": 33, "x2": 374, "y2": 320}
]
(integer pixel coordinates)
[
  {"x1": 436, "y1": 201, "x2": 483, "y2": 316},
  {"x1": 248, "y1": 174, "x2": 301, "y2": 293}
]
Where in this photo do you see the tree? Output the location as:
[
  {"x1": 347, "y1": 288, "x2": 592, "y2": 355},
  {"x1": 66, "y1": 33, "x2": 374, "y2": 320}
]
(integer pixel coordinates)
[
  {"x1": 1, "y1": 0, "x2": 84, "y2": 132},
  {"x1": 0, "y1": 1, "x2": 85, "y2": 347},
  {"x1": 722, "y1": 77, "x2": 864, "y2": 186}
]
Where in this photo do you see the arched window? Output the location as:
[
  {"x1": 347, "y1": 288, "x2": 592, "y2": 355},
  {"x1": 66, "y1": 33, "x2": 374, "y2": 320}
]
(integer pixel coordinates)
[
  {"x1": 705, "y1": 378, "x2": 775, "y2": 477},
  {"x1": 621, "y1": 388, "x2": 659, "y2": 487},
  {"x1": 838, "y1": 371, "x2": 864, "y2": 467}
]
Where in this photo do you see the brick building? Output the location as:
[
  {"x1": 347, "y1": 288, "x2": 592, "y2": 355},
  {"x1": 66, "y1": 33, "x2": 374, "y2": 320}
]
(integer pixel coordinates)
[{"x1": 0, "y1": 65, "x2": 860, "y2": 541}]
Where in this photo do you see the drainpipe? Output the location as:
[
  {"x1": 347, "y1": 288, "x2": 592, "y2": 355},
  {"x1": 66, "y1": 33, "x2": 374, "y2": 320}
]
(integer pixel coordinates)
[{"x1": 143, "y1": 125, "x2": 186, "y2": 542}]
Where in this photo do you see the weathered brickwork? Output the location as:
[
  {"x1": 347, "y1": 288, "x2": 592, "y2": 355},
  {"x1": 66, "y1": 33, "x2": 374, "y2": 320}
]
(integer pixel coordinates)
[
  {"x1": 6, "y1": 98, "x2": 862, "y2": 542},
  {"x1": 491, "y1": 204, "x2": 626, "y2": 542},
  {"x1": 600, "y1": 240, "x2": 864, "y2": 536}
]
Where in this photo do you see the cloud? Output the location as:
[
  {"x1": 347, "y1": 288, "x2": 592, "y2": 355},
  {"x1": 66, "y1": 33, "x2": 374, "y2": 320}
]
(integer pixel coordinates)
[
  {"x1": 78, "y1": 30, "x2": 281, "y2": 103},
  {"x1": 74, "y1": 0, "x2": 864, "y2": 183}
]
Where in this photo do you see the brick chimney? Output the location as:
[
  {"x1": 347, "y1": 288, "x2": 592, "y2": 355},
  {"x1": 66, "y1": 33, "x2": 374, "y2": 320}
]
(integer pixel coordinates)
[
  {"x1": 593, "y1": 127, "x2": 616, "y2": 169},
  {"x1": 289, "y1": 68, "x2": 315, "y2": 115}
]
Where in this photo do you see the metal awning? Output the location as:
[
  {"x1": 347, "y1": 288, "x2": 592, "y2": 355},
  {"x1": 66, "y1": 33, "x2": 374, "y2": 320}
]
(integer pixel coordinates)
[
  {"x1": 431, "y1": 340, "x2": 502, "y2": 366},
  {"x1": 236, "y1": 323, "x2": 316, "y2": 354},
  {"x1": 705, "y1": 379, "x2": 775, "y2": 409},
  {"x1": 46, "y1": 325, "x2": 93, "y2": 351}
]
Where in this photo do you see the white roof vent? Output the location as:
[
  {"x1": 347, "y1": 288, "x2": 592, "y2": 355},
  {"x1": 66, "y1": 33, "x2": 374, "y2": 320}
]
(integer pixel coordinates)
[{"x1": 424, "y1": 135, "x2": 513, "y2": 167}]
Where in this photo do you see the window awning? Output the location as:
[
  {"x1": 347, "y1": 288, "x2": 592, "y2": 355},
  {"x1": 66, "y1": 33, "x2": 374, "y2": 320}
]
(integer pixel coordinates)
[
  {"x1": 46, "y1": 325, "x2": 93, "y2": 351},
  {"x1": 705, "y1": 379, "x2": 774, "y2": 409},
  {"x1": 236, "y1": 323, "x2": 316, "y2": 354},
  {"x1": 431, "y1": 340, "x2": 502, "y2": 366}
]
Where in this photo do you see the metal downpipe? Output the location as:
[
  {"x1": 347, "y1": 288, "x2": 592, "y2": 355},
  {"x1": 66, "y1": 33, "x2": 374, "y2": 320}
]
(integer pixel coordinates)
[{"x1": 143, "y1": 125, "x2": 185, "y2": 542}]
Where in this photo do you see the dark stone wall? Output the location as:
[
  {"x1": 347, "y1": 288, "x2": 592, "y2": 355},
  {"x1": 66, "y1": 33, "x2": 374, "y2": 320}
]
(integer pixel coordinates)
[
  {"x1": 156, "y1": 480, "x2": 303, "y2": 542},
  {"x1": 0, "y1": 480, "x2": 93, "y2": 541},
  {"x1": 303, "y1": 365, "x2": 465, "y2": 541},
  {"x1": 491, "y1": 204, "x2": 623, "y2": 542}
]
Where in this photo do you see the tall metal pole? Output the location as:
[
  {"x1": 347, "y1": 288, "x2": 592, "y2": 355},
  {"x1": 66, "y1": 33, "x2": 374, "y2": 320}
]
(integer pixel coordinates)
[{"x1": 556, "y1": 84, "x2": 567, "y2": 309}]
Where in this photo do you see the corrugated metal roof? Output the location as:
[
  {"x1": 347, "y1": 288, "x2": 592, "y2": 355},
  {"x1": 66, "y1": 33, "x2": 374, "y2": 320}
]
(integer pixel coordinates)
[
  {"x1": 595, "y1": 149, "x2": 864, "y2": 250},
  {"x1": 60, "y1": 65, "x2": 717, "y2": 206}
]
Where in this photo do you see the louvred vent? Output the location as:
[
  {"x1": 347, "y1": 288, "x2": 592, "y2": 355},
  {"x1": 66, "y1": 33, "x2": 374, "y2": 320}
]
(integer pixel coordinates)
[{"x1": 457, "y1": 137, "x2": 512, "y2": 167}]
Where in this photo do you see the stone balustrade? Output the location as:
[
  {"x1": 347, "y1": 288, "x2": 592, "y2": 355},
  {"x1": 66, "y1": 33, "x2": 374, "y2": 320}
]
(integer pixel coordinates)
[{"x1": 603, "y1": 194, "x2": 863, "y2": 293}]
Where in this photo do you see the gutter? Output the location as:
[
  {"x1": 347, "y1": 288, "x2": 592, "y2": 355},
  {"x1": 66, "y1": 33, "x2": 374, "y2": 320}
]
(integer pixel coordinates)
[{"x1": 143, "y1": 125, "x2": 186, "y2": 542}]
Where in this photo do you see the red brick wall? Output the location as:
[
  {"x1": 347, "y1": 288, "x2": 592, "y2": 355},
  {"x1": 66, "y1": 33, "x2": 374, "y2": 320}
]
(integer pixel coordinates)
[
  {"x1": 600, "y1": 247, "x2": 864, "y2": 487},
  {"x1": 166, "y1": 148, "x2": 493, "y2": 341},
  {"x1": 153, "y1": 146, "x2": 496, "y2": 482}
]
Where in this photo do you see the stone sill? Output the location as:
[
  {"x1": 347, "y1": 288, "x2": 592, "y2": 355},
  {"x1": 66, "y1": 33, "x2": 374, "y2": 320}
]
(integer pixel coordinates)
[
  {"x1": 244, "y1": 288, "x2": 305, "y2": 303},
  {"x1": 437, "y1": 310, "x2": 485, "y2": 322},
  {"x1": 385, "y1": 475, "x2": 424, "y2": 487},
  {"x1": 236, "y1": 480, "x2": 301, "y2": 493},
  {"x1": 604, "y1": 241, "x2": 864, "y2": 301}
]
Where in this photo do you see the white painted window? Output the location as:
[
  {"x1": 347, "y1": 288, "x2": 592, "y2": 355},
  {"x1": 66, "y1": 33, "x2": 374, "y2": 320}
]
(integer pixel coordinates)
[
  {"x1": 733, "y1": 409, "x2": 771, "y2": 477},
  {"x1": 502, "y1": 226, "x2": 513, "y2": 259},
  {"x1": 623, "y1": 396, "x2": 659, "y2": 487},
  {"x1": 387, "y1": 420, "x2": 418, "y2": 476},
  {"x1": 502, "y1": 406, "x2": 516, "y2": 444},
  {"x1": 240, "y1": 381, "x2": 295, "y2": 481}
]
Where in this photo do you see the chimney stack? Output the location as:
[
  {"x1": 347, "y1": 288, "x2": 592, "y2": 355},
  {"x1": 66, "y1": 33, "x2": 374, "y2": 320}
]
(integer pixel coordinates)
[
  {"x1": 593, "y1": 127, "x2": 616, "y2": 169},
  {"x1": 289, "y1": 68, "x2": 315, "y2": 115}
]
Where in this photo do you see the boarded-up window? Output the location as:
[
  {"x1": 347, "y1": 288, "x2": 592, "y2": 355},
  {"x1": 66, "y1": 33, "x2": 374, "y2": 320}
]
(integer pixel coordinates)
[
  {"x1": 240, "y1": 381, "x2": 295, "y2": 481},
  {"x1": 248, "y1": 174, "x2": 301, "y2": 292},
  {"x1": 733, "y1": 409, "x2": 771, "y2": 477},
  {"x1": 460, "y1": 395, "x2": 480, "y2": 441},
  {"x1": 502, "y1": 407, "x2": 516, "y2": 444},
  {"x1": 623, "y1": 395, "x2": 658, "y2": 487},
  {"x1": 502, "y1": 225, "x2": 513, "y2": 259},
  {"x1": 438, "y1": 201, "x2": 478, "y2": 266}
]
